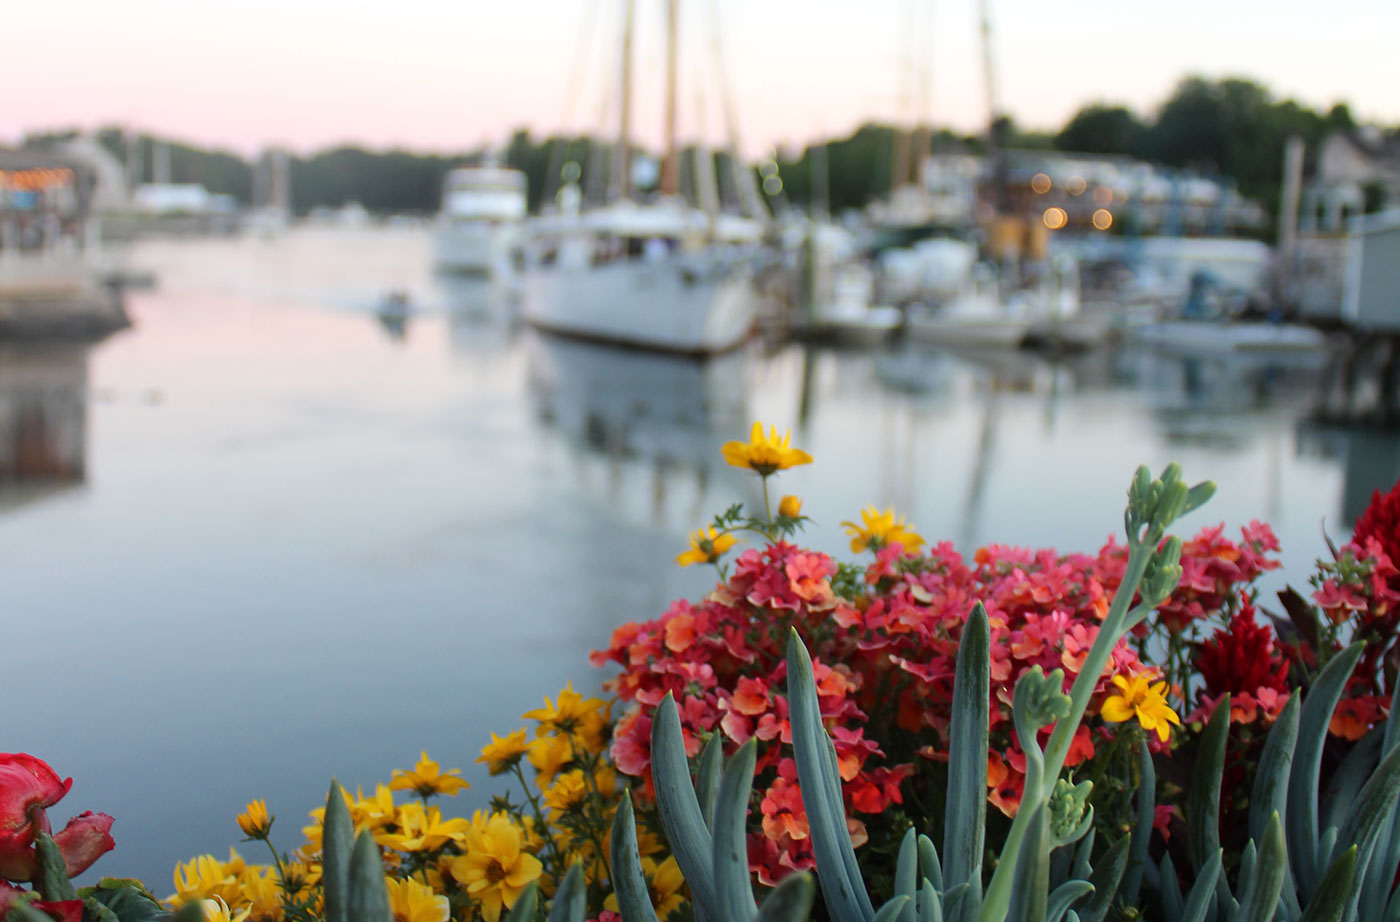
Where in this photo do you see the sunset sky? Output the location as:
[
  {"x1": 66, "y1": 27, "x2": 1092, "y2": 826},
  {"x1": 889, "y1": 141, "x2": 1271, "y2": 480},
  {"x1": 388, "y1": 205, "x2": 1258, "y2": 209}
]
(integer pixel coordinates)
[{"x1": 10, "y1": 0, "x2": 1397, "y2": 158}]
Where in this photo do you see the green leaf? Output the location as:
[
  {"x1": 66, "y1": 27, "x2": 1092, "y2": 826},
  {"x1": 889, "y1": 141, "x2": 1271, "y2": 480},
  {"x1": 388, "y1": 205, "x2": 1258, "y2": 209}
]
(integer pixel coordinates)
[
  {"x1": 712, "y1": 739, "x2": 759, "y2": 922},
  {"x1": 872, "y1": 896, "x2": 912, "y2": 922},
  {"x1": 1334, "y1": 736, "x2": 1400, "y2": 914},
  {"x1": 322, "y1": 780, "x2": 355, "y2": 922},
  {"x1": 84, "y1": 882, "x2": 168, "y2": 922},
  {"x1": 1178, "y1": 850, "x2": 1222, "y2": 922},
  {"x1": 1290, "y1": 642, "x2": 1365, "y2": 898},
  {"x1": 1249, "y1": 691, "x2": 1300, "y2": 845},
  {"x1": 1235, "y1": 813, "x2": 1287, "y2": 922},
  {"x1": 347, "y1": 829, "x2": 390, "y2": 922},
  {"x1": 1122, "y1": 737, "x2": 1154, "y2": 907},
  {"x1": 1046, "y1": 881, "x2": 1093, "y2": 922},
  {"x1": 1158, "y1": 853, "x2": 1183, "y2": 922},
  {"x1": 1076, "y1": 836, "x2": 1128, "y2": 922},
  {"x1": 1321, "y1": 727, "x2": 1383, "y2": 836},
  {"x1": 695, "y1": 734, "x2": 725, "y2": 832},
  {"x1": 1301, "y1": 846, "x2": 1356, "y2": 922},
  {"x1": 787, "y1": 630, "x2": 874, "y2": 922},
  {"x1": 757, "y1": 872, "x2": 816, "y2": 922},
  {"x1": 941, "y1": 882, "x2": 972, "y2": 922},
  {"x1": 1187, "y1": 695, "x2": 1230, "y2": 875},
  {"x1": 1006, "y1": 805, "x2": 1049, "y2": 922},
  {"x1": 943, "y1": 602, "x2": 989, "y2": 897},
  {"x1": 34, "y1": 831, "x2": 78, "y2": 901},
  {"x1": 894, "y1": 829, "x2": 918, "y2": 922},
  {"x1": 1361, "y1": 681, "x2": 1400, "y2": 922},
  {"x1": 610, "y1": 794, "x2": 661, "y2": 922},
  {"x1": 5, "y1": 904, "x2": 57, "y2": 922},
  {"x1": 547, "y1": 864, "x2": 587, "y2": 922},
  {"x1": 504, "y1": 883, "x2": 539, "y2": 922},
  {"x1": 82, "y1": 896, "x2": 121, "y2": 922},
  {"x1": 168, "y1": 903, "x2": 203, "y2": 922},
  {"x1": 1071, "y1": 828, "x2": 1095, "y2": 884},
  {"x1": 1182, "y1": 481, "x2": 1216, "y2": 517},
  {"x1": 916, "y1": 878, "x2": 941, "y2": 922},
  {"x1": 917, "y1": 835, "x2": 942, "y2": 893},
  {"x1": 651, "y1": 693, "x2": 717, "y2": 917}
]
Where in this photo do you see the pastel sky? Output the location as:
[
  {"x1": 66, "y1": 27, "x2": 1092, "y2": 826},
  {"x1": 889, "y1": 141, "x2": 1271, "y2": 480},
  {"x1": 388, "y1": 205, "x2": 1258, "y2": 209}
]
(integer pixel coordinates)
[{"x1": 8, "y1": 0, "x2": 1397, "y2": 158}]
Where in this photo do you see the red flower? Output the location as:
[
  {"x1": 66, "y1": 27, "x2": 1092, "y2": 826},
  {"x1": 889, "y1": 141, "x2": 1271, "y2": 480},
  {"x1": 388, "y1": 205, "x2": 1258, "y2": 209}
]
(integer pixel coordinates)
[
  {"x1": 1195, "y1": 596, "x2": 1290, "y2": 700},
  {"x1": 1353, "y1": 477, "x2": 1400, "y2": 588},
  {"x1": 0, "y1": 754, "x2": 114, "y2": 884}
]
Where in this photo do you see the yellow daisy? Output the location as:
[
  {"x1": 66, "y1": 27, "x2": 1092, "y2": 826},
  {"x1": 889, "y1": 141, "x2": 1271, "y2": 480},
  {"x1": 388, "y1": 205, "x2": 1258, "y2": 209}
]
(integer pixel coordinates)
[
  {"x1": 841, "y1": 506, "x2": 924, "y2": 554},
  {"x1": 721, "y1": 422, "x2": 813, "y2": 476},
  {"x1": 675, "y1": 527, "x2": 739, "y2": 567},
  {"x1": 478, "y1": 729, "x2": 531, "y2": 776},
  {"x1": 389, "y1": 752, "x2": 470, "y2": 799},
  {"x1": 1101, "y1": 672, "x2": 1181, "y2": 743}
]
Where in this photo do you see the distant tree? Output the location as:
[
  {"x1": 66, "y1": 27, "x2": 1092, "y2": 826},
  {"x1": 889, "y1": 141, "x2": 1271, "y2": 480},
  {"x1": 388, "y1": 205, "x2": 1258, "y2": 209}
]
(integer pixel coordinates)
[{"x1": 1054, "y1": 104, "x2": 1147, "y2": 156}]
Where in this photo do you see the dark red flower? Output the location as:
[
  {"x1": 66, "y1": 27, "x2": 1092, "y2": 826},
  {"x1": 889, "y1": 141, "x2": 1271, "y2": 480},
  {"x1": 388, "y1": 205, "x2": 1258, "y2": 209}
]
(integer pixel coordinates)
[
  {"x1": 1195, "y1": 596, "x2": 1290, "y2": 700},
  {"x1": 0, "y1": 755, "x2": 113, "y2": 883}
]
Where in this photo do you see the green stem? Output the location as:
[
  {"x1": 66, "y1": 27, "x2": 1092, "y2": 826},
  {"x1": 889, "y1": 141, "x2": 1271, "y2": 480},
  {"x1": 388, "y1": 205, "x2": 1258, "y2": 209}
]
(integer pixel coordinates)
[
  {"x1": 761, "y1": 475, "x2": 773, "y2": 524},
  {"x1": 980, "y1": 539, "x2": 1154, "y2": 922},
  {"x1": 512, "y1": 763, "x2": 568, "y2": 874},
  {"x1": 262, "y1": 838, "x2": 290, "y2": 894}
]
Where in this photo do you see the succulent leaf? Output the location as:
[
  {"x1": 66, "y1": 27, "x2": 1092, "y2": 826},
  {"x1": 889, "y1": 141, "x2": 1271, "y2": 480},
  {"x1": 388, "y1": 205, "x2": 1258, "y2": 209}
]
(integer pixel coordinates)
[
  {"x1": 651, "y1": 693, "x2": 718, "y2": 916},
  {"x1": 347, "y1": 830, "x2": 391, "y2": 922},
  {"x1": 1045, "y1": 881, "x2": 1094, "y2": 922},
  {"x1": 712, "y1": 739, "x2": 759, "y2": 922},
  {"x1": 695, "y1": 735, "x2": 724, "y2": 832},
  {"x1": 757, "y1": 873, "x2": 817, "y2": 922},
  {"x1": 322, "y1": 780, "x2": 355, "y2": 922},
  {"x1": 504, "y1": 883, "x2": 539, "y2": 922},
  {"x1": 609, "y1": 794, "x2": 661, "y2": 922},
  {"x1": 1187, "y1": 694, "x2": 1230, "y2": 875},
  {"x1": 787, "y1": 630, "x2": 875, "y2": 922},
  {"x1": 1234, "y1": 813, "x2": 1287, "y2": 922},
  {"x1": 1290, "y1": 642, "x2": 1365, "y2": 898},
  {"x1": 1300, "y1": 846, "x2": 1356, "y2": 922},
  {"x1": 944, "y1": 602, "x2": 990, "y2": 900},
  {"x1": 33, "y1": 831, "x2": 78, "y2": 902},
  {"x1": 546, "y1": 864, "x2": 587, "y2": 922},
  {"x1": 1076, "y1": 836, "x2": 1128, "y2": 922}
]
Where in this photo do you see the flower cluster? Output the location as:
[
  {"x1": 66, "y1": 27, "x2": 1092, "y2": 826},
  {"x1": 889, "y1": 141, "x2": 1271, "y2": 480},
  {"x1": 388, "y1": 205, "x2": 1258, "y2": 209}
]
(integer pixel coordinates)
[
  {"x1": 165, "y1": 686, "x2": 632, "y2": 922},
  {"x1": 0, "y1": 754, "x2": 115, "y2": 922}
]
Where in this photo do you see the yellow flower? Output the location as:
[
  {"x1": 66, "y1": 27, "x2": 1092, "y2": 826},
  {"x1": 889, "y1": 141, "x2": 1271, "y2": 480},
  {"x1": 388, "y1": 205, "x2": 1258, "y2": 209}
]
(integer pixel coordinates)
[
  {"x1": 841, "y1": 506, "x2": 924, "y2": 554},
  {"x1": 778, "y1": 495, "x2": 803, "y2": 518},
  {"x1": 721, "y1": 422, "x2": 813, "y2": 476},
  {"x1": 385, "y1": 878, "x2": 450, "y2": 922},
  {"x1": 375, "y1": 802, "x2": 471, "y2": 853},
  {"x1": 168, "y1": 851, "x2": 245, "y2": 908},
  {"x1": 446, "y1": 813, "x2": 543, "y2": 922},
  {"x1": 236, "y1": 867, "x2": 284, "y2": 920},
  {"x1": 389, "y1": 752, "x2": 471, "y2": 799},
  {"x1": 1101, "y1": 672, "x2": 1181, "y2": 743},
  {"x1": 236, "y1": 800, "x2": 273, "y2": 840},
  {"x1": 542, "y1": 770, "x2": 590, "y2": 820},
  {"x1": 604, "y1": 856, "x2": 687, "y2": 921},
  {"x1": 675, "y1": 526, "x2": 739, "y2": 567},
  {"x1": 351, "y1": 784, "x2": 399, "y2": 831},
  {"x1": 523, "y1": 684, "x2": 607, "y2": 740},
  {"x1": 197, "y1": 897, "x2": 250, "y2": 922},
  {"x1": 478, "y1": 729, "x2": 531, "y2": 776},
  {"x1": 527, "y1": 734, "x2": 573, "y2": 785}
]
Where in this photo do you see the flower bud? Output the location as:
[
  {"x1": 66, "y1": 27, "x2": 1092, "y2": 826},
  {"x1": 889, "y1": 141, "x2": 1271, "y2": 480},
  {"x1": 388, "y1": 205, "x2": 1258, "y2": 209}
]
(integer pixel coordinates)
[{"x1": 778, "y1": 495, "x2": 802, "y2": 518}]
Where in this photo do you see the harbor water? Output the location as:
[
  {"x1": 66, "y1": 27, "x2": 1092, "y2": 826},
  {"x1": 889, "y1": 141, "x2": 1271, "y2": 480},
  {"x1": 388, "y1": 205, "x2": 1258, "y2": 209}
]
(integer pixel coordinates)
[{"x1": 3, "y1": 225, "x2": 1397, "y2": 890}]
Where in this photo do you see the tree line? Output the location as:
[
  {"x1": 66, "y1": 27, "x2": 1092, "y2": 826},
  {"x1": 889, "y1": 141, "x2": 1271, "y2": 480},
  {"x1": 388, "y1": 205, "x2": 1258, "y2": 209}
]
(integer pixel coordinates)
[{"x1": 28, "y1": 76, "x2": 1398, "y2": 223}]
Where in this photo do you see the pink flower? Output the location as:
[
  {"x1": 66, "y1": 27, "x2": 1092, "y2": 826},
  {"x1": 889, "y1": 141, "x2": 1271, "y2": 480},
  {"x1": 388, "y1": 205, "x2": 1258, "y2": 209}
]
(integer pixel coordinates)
[{"x1": 0, "y1": 754, "x2": 114, "y2": 884}]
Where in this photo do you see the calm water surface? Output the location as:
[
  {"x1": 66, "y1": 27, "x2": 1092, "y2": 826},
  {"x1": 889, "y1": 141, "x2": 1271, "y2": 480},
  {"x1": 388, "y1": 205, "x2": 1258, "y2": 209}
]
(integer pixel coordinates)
[{"x1": 3, "y1": 226, "x2": 1397, "y2": 889}]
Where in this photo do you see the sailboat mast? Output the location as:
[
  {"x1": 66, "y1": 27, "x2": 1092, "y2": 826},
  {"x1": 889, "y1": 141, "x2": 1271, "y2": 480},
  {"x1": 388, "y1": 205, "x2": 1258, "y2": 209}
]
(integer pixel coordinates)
[
  {"x1": 613, "y1": 0, "x2": 636, "y2": 201},
  {"x1": 660, "y1": 0, "x2": 680, "y2": 197}
]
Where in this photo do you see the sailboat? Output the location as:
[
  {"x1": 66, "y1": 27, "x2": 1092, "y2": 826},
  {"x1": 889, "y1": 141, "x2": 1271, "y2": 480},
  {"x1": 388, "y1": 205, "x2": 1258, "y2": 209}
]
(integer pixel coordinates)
[{"x1": 522, "y1": 0, "x2": 763, "y2": 357}]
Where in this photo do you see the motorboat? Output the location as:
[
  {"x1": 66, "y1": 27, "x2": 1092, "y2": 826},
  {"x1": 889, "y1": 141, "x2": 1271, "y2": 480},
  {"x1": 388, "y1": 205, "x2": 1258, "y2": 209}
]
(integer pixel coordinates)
[{"x1": 433, "y1": 167, "x2": 528, "y2": 277}]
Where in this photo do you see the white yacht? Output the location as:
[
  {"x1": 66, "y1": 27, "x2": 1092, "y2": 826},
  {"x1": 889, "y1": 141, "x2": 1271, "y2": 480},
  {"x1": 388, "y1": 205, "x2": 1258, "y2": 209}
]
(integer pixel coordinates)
[
  {"x1": 433, "y1": 167, "x2": 527, "y2": 277},
  {"x1": 521, "y1": 0, "x2": 764, "y2": 356},
  {"x1": 525, "y1": 190, "x2": 760, "y2": 355}
]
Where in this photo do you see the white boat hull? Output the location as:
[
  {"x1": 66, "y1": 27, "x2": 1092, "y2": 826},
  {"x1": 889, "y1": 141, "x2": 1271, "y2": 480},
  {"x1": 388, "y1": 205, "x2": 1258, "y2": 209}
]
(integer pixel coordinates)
[
  {"x1": 1129, "y1": 321, "x2": 1328, "y2": 354},
  {"x1": 523, "y1": 257, "x2": 756, "y2": 355},
  {"x1": 434, "y1": 221, "x2": 521, "y2": 277}
]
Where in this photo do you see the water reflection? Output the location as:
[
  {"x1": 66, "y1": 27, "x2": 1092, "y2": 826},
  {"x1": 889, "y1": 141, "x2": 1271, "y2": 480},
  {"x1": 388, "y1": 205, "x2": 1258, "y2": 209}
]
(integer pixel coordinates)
[
  {"x1": 0, "y1": 346, "x2": 89, "y2": 507},
  {"x1": 526, "y1": 333, "x2": 751, "y2": 525},
  {"x1": 441, "y1": 276, "x2": 521, "y2": 355},
  {"x1": 1296, "y1": 423, "x2": 1400, "y2": 527}
]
